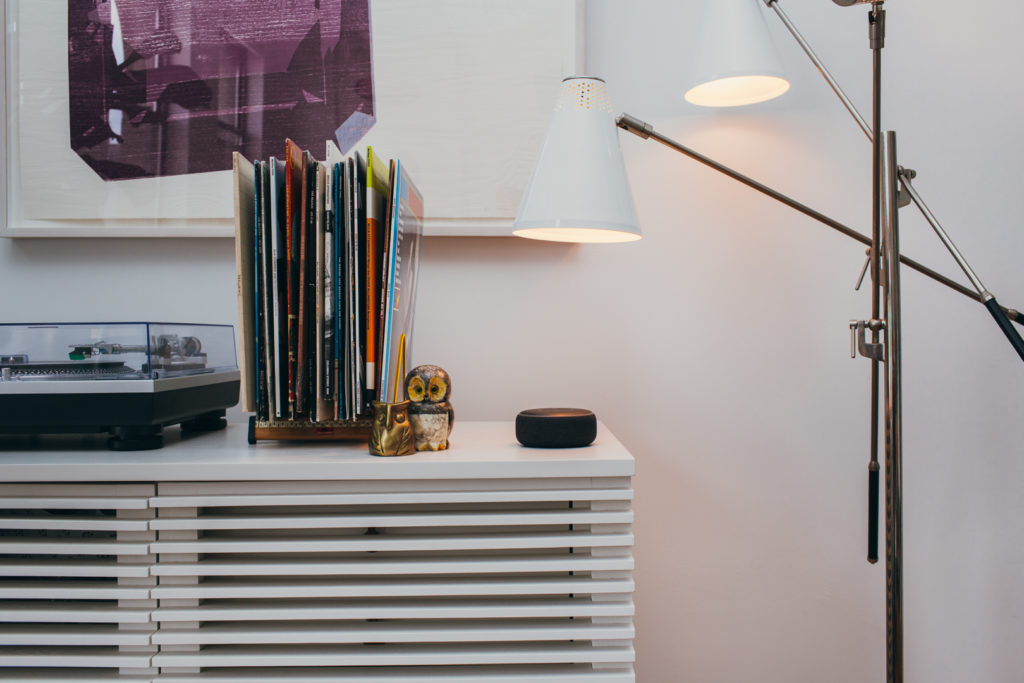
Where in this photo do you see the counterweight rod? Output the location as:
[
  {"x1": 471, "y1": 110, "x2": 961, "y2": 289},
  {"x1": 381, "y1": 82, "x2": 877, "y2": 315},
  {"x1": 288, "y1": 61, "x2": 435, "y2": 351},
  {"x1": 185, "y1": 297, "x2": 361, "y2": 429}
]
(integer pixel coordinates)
[{"x1": 868, "y1": 5, "x2": 884, "y2": 574}]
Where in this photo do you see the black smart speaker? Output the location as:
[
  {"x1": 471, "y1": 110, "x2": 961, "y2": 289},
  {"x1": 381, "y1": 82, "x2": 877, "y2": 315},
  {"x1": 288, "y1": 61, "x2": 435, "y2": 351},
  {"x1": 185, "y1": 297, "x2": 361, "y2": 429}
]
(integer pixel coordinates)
[{"x1": 515, "y1": 408, "x2": 597, "y2": 448}]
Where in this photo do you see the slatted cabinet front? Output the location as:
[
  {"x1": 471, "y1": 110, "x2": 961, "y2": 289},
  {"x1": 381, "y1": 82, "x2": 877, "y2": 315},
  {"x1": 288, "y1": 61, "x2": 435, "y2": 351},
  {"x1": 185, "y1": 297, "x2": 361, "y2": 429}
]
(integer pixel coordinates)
[
  {"x1": 0, "y1": 476, "x2": 635, "y2": 682},
  {"x1": 0, "y1": 483, "x2": 157, "y2": 681}
]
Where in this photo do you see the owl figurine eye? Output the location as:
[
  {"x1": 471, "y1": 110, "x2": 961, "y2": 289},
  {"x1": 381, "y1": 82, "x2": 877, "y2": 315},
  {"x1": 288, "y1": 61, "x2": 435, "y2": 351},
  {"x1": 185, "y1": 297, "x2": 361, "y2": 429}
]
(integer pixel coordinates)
[
  {"x1": 428, "y1": 377, "x2": 447, "y2": 400},
  {"x1": 407, "y1": 376, "x2": 426, "y2": 402}
]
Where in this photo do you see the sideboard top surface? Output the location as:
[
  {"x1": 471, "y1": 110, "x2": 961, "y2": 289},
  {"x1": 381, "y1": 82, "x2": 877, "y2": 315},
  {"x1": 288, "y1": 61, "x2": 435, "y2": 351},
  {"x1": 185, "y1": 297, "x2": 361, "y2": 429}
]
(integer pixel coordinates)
[{"x1": 0, "y1": 421, "x2": 634, "y2": 481}]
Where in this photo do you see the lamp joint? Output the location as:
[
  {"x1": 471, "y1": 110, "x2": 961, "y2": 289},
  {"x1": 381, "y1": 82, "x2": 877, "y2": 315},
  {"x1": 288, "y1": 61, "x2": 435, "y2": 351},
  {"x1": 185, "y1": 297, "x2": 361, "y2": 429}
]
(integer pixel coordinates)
[
  {"x1": 616, "y1": 114, "x2": 653, "y2": 140},
  {"x1": 896, "y1": 167, "x2": 916, "y2": 208},
  {"x1": 868, "y1": 7, "x2": 886, "y2": 49}
]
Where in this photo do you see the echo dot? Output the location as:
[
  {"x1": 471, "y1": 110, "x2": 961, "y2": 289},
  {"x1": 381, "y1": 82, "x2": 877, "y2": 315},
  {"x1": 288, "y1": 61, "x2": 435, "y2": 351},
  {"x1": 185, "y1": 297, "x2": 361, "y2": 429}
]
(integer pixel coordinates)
[{"x1": 515, "y1": 408, "x2": 597, "y2": 448}]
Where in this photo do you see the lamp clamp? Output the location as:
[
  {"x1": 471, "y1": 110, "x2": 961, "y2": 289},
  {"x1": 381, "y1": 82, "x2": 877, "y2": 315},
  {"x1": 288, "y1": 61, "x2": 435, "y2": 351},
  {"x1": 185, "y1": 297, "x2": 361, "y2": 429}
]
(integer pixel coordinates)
[{"x1": 849, "y1": 319, "x2": 886, "y2": 361}]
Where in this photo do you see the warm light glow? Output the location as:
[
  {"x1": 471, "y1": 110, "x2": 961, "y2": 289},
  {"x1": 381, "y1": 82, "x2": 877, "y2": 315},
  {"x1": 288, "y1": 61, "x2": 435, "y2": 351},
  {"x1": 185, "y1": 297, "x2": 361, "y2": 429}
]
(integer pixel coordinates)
[
  {"x1": 685, "y1": 75, "x2": 790, "y2": 107},
  {"x1": 513, "y1": 227, "x2": 643, "y2": 244}
]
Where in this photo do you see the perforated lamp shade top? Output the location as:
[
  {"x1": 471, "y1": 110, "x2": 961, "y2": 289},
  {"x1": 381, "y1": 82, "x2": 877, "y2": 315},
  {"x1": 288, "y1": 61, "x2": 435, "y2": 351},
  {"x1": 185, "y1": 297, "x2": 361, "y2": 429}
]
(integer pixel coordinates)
[
  {"x1": 685, "y1": 0, "x2": 790, "y2": 107},
  {"x1": 513, "y1": 78, "x2": 641, "y2": 244}
]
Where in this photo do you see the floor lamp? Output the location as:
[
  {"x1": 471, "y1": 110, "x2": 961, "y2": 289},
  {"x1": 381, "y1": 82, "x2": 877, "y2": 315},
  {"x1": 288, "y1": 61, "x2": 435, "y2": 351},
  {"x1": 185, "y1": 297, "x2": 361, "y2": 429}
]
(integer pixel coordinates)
[{"x1": 514, "y1": 2, "x2": 1024, "y2": 681}]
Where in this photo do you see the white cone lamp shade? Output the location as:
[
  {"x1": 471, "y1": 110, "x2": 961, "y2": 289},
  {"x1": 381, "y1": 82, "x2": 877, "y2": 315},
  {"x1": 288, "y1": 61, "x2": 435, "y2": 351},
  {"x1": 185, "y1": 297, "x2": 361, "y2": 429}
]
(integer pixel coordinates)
[
  {"x1": 685, "y1": 0, "x2": 790, "y2": 107},
  {"x1": 513, "y1": 78, "x2": 641, "y2": 243}
]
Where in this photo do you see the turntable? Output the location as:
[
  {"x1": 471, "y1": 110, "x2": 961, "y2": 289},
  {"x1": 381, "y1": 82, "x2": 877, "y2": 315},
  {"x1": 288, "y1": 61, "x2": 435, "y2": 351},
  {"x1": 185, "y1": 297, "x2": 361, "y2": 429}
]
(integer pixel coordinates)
[{"x1": 0, "y1": 323, "x2": 240, "y2": 450}]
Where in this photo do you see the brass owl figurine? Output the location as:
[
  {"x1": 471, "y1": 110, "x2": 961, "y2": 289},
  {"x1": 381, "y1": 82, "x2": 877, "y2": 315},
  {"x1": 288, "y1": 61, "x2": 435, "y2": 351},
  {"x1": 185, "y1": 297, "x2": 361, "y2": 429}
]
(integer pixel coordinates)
[
  {"x1": 405, "y1": 365, "x2": 454, "y2": 451},
  {"x1": 368, "y1": 400, "x2": 414, "y2": 457}
]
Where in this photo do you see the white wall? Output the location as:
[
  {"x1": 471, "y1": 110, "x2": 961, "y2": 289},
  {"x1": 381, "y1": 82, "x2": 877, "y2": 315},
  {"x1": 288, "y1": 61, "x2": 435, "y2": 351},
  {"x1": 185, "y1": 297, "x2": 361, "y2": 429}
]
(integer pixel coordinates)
[{"x1": 2, "y1": 0, "x2": 1023, "y2": 680}]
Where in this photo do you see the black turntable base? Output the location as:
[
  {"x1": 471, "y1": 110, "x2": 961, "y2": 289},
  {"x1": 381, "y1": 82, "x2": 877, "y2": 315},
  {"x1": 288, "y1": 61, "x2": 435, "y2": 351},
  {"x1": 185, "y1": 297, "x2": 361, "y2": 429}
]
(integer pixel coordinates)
[{"x1": 0, "y1": 378, "x2": 239, "y2": 450}]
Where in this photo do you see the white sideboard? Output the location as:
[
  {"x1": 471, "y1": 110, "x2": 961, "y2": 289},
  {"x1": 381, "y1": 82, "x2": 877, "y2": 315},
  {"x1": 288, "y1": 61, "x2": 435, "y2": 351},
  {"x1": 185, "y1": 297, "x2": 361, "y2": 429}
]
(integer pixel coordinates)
[{"x1": 0, "y1": 421, "x2": 635, "y2": 682}]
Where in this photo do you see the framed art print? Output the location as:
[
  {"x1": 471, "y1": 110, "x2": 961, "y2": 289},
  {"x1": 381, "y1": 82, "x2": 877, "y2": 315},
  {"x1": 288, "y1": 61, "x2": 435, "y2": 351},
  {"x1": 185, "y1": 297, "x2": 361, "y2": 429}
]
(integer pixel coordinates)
[{"x1": 1, "y1": 0, "x2": 581, "y2": 237}]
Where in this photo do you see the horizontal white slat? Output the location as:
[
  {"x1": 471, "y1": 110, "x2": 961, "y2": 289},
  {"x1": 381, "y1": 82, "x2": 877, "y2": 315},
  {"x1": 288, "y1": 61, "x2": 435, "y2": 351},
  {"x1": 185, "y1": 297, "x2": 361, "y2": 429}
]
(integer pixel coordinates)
[
  {"x1": 152, "y1": 619, "x2": 634, "y2": 646},
  {"x1": 0, "y1": 484, "x2": 154, "y2": 498},
  {"x1": 151, "y1": 489, "x2": 633, "y2": 508},
  {"x1": 151, "y1": 554, "x2": 633, "y2": 577},
  {"x1": 151, "y1": 577, "x2": 633, "y2": 600},
  {"x1": 154, "y1": 598, "x2": 633, "y2": 623},
  {"x1": 0, "y1": 624, "x2": 153, "y2": 646},
  {"x1": 151, "y1": 531, "x2": 632, "y2": 555},
  {"x1": 0, "y1": 497, "x2": 149, "y2": 510},
  {"x1": 151, "y1": 643, "x2": 635, "y2": 668},
  {"x1": 0, "y1": 671, "x2": 152, "y2": 682},
  {"x1": 156, "y1": 664, "x2": 633, "y2": 682},
  {"x1": 150, "y1": 510, "x2": 632, "y2": 531},
  {"x1": 0, "y1": 581, "x2": 150, "y2": 600},
  {"x1": 0, "y1": 516, "x2": 149, "y2": 532},
  {"x1": 0, "y1": 601, "x2": 150, "y2": 624},
  {"x1": 154, "y1": 477, "x2": 615, "y2": 498},
  {"x1": 0, "y1": 559, "x2": 150, "y2": 578},
  {"x1": 0, "y1": 538, "x2": 150, "y2": 556},
  {"x1": 152, "y1": 600, "x2": 634, "y2": 624},
  {"x1": 0, "y1": 647, "x2": 153, "y2": 668}
]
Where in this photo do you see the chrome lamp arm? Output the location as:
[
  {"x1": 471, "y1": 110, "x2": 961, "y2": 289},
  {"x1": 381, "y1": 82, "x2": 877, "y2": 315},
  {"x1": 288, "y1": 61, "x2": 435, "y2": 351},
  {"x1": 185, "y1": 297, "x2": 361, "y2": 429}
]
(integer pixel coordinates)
[{"x1": 615, "y1": 113, "x2": 1024, "y2": 360}]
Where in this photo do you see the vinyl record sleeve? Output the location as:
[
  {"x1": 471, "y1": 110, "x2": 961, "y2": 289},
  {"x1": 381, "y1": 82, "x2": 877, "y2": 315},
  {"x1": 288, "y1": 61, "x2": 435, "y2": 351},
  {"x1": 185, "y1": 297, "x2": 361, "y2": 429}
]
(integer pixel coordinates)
[
  {"x1": 365, "y1": 147, "x2": 389, "y2": 392},
  {"x1": 296, "y1": 150, "x2": 314, "y2": 416},
  {"x1": 232, "y1": 152, "x2": 257, "y2": 414},
  {"x1": 253, "y1": 160, "x2": 266, "y2": 419},
  {"x1": 259, "y1": 161, "x2": 276, "y2": 421},
  {"x1": 284, "y1": 139, "x2": 303, "y2": 418},
  {"x1": 269, "y1": 158, "x2": 288, "y2": 418},
  {"x1": 378, "y1": 160, "x2": 423, "y2": 404}
]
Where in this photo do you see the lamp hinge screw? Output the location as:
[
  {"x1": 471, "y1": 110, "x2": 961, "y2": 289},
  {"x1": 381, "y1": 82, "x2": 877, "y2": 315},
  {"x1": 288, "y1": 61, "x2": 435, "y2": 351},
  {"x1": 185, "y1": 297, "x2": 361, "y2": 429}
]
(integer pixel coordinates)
[{"x1": 854, "y1": 248, "x2": 872, "y2": 291}]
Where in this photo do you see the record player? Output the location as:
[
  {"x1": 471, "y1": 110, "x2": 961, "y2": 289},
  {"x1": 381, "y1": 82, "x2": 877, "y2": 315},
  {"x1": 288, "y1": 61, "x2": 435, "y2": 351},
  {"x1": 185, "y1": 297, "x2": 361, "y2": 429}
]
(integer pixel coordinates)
[{"x1": 0, "y1": 323, "x2": 240, "y2": 450}]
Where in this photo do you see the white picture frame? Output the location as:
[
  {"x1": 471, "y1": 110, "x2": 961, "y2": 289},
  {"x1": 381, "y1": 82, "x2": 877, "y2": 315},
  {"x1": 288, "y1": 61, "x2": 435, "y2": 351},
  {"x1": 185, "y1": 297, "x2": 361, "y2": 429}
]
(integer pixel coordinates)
[{"x1": 1, "y1": 0, "x2": 582, "y2": 238}]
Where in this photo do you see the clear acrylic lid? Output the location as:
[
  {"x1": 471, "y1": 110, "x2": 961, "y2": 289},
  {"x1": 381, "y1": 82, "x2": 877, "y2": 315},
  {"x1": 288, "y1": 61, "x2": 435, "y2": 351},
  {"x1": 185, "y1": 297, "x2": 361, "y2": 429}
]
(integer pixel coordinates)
[{"x1": 0, "y1": 323, "x2": 236, "y2": 381}]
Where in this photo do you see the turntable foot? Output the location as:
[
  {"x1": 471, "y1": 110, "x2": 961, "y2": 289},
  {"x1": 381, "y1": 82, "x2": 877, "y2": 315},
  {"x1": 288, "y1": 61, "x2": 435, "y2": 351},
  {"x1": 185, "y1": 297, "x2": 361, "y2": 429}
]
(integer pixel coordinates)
[
  {"x1": 180, "y1": 410, "x2": 227, "y2": 433},
  {"x1": 108, "y1": 425, "x2": 163, "y2": 451}
]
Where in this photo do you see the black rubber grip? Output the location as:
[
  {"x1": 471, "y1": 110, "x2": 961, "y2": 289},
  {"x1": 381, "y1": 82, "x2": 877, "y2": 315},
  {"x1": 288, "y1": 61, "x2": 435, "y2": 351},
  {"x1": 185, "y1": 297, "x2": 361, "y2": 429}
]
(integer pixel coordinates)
[
  {"x1": 1009, "y1": 308, "x2": 1024, "y2": 329},
  {"x1": 985, "y1": 297, "x2": 1024, "y2": 364},
  {"x1": 868, "y1": 465, "x2": 880, "y2": 564}
]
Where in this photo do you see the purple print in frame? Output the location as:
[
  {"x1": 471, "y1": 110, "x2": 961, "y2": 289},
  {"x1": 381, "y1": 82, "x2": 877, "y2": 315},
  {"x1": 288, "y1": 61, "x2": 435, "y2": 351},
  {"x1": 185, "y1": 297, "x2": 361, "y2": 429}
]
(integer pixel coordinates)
[{"x1": 67, "y1": 0, "x2": 375, "y2": 182}]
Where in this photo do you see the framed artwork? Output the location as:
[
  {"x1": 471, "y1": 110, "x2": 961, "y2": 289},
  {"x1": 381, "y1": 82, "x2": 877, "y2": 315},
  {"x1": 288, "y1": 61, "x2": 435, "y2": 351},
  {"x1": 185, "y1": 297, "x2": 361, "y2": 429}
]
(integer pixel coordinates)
[{"x1": 1, "y1": 0, "x2": 581, "y2": 238}]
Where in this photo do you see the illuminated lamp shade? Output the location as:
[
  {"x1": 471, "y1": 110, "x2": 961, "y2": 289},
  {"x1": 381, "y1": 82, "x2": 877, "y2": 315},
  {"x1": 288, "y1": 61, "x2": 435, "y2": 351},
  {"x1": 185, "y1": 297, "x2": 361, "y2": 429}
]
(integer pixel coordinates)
[
  {"x1": 513, "y1": 77, "x2": 641, "y2": 244},
  {"x1": 685, "y1": 0, "x2": 790, "y2": 107}
]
